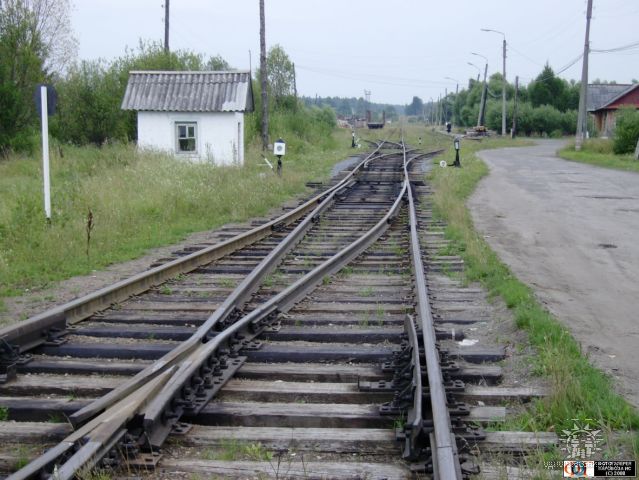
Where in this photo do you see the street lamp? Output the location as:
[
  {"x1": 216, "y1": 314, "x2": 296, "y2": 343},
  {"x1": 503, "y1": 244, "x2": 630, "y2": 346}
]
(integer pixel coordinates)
[
  {"x1": 480, "y1": 29, "x2": 507, "y2": 136},
  {"x1": 471, "y1": 52, "x2": 489, "y2": 128},
  {"x1": 467, "y1": 62, "x2": 481, "y2": 82},
  {"x1": 444, "y1": 77, "x2": 460, "y2": 127},
  {"x1": 444, "y1": 76, "x2": 459, "y2": 94}
]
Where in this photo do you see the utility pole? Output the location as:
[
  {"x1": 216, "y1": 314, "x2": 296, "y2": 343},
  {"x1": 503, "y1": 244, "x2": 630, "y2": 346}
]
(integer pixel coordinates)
[
  {"x1": 576, "y1": 0, "x2": 594, "y2": 151},
  {"x1": 502, "y1": 36, "x2": 507, "y2": 135},
  {"x1": 444, "y1": 89, "x2": 448, "y2": 124},
  {"x1": 511, "y1": 76, "x2": 519, "y2": 138},
  {"x1": 164, "y1": 0, "x2": 170, "y2": 53},
  {"x1": 480, "y1": 29, "x2": 507, "y2": 135},
  {"x1": 292, "y1": 62, "x2": 297, "y2": 99},
  {"x1": 259, "y1": 0, "x2": 268, "y2": 151},
  {"x1": 478, "y1": 63, "x2": 488, "y2": 127}
]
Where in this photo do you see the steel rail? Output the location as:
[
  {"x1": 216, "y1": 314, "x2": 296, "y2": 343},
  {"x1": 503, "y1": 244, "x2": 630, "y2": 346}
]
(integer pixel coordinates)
[
  {"x1": 403, "y1": 141, "x2": 463, "y2": 479},
  {"x1": 0, "y1": 143, "x2": 388, "y2": 359},
  {"x1": 8, "y1": 143, "x2": 411, "y2": 479},
  {"x1": 6, "y1": 366, "x2": 177, "y2": 480},
  {"x1": 141, "y1": 157, "x2": 409, "y2": 447},
  {"x1": 69, "y1": 144, "x2": 398, "y2": 427}
]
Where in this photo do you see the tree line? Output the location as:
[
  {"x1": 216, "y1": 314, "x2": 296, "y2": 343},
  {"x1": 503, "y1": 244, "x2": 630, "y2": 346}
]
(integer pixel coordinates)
[
  {"x1": 300, "y1": 96, "x2": 400, "y2": 122},
  {"x1": 0, "y1": 0, "x2": 334, "y2": 156},
  {"x1": 419, "y1": 65, "x2": 583, "y2": 137}
]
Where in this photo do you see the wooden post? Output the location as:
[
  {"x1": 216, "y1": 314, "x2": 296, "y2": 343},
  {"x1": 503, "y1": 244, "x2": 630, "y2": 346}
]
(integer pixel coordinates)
[
  {"x1": 260, "y1": 0, "x2": 269, "y2": 151},
  {"x1": 511, "y1": 76, "x2": 519, "y2": 138},
  {"x1": 575, "y1": 0, "x2": 593, "y2": 150},
  {"x1": 634, "y1": 137, "x2": 639, "y2": 160}
]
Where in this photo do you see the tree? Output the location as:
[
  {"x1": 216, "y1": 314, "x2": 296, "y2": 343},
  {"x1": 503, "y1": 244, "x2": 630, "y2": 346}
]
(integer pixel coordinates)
[
  {"x1": 259, "y1": 0, "x2": 268, "y2": 150},
  {"x1": 52, "y1": 41, "x2": 229, "y2": 145},
  {"x1": 0, "y1": 0, "x2": 76, "y2": 153},
  {"x1": 0, "y1": 0, "x2": 46, "y2": 153},
  {"x1": 266, "y1": 44, "x2": 296, "y2": 108},
  {"x1": 405, "y1": 96, "x2": 424, "y2": 116}
]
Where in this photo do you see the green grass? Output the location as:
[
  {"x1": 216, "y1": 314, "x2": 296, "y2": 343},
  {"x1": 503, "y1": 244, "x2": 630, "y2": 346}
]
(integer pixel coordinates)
[
  {"x1": 0, "y1": 125, "x2": 353, "y2": 319},
  {"x1": 202, "y1": 439, "x2": 273, "y2": 461},
  {"x1": 408, "y1": 127, "x2": 639, "y2": 459},
  {"x1": 558, "y1": 138, "x2": 639, "y2": 172}
]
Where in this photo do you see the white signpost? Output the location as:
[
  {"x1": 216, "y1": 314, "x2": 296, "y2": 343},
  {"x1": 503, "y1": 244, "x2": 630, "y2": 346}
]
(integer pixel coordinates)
[
  {"x1": 274, "y1": 138, "x2": 285, "y2": 176},
  {"x1": 40, "y1": 85, "x2": 51, "y2": 222}
]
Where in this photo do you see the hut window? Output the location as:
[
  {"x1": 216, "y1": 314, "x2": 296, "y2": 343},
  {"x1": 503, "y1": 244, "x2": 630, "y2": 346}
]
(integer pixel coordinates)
[{"x1": 176, "y1": 122, "x2": 197, "y2": 152}]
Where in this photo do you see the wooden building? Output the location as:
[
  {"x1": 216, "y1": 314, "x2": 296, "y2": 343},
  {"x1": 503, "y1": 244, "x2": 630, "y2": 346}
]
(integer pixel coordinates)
[{"x1": 587, "y1": 83, "x2": 639, "y2": 137}]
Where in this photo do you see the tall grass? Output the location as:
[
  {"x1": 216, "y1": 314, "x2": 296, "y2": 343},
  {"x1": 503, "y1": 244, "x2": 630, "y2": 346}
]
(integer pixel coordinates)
[
  {"x1": 401, "y1": 127, "x2": 638, "y2": 452},
  {"x1": 559, "y1": 139, "x2": 639, "y2": 173},
  {"x1": 0, "y1": 122, "x2": 352, "y2": 313}
]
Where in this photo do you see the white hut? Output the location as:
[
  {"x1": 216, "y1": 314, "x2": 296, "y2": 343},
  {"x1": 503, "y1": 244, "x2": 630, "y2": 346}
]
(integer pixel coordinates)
[{"x1": 121, "y1": 71, "x2": 254, "y2": 165}]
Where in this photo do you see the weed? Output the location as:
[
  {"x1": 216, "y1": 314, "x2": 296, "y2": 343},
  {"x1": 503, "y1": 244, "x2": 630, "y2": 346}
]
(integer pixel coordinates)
[
  {"x1": 0, "y1": 127, "x2": 354, "y2": 320},
  {"x1": 76, "y1": 467, "x2": 113, "y2": 480},
  {"x1": 360, "y1": 286, "x2": 374, "y2": 297},
  {"x1": 393, "y1": 412, "x2": 406, "y2": 430},
  {"x1": 558, "y1": 140, "x2": 639, "y2": 173},
  {"x1": 47, "y1": 413, "x2": 65, "y2": 423},
  {"x1": 218, "y1": 278, "x2": 235, "y2": 288},
  {"x1": 206, "y1": 439, "x2": 273, "y2": 462},
  {"x1": 338, "y1": 266, "x2": 353, "y2": 277},
  {"x1": 159, "y1": 284, "x2": 172, "y2": 295},
  {"x1": 0, "y1": 406, "x2": 8, "y2": 421},
  {"x1": 322, "y1": 275, "x2": 331, "y2": 285}
]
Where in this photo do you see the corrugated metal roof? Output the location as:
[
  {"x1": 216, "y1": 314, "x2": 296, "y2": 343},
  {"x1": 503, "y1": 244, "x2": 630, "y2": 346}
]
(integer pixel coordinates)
[
  {"x1": 121, "y1": 71, "x2": 254, "y2": 112},
  {"x1": 587, "y1": 84, "x2": 632, "y2": 112}
]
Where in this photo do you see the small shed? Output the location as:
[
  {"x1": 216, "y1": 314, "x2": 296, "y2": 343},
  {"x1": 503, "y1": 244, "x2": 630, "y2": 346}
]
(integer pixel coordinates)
[
  {"x1": 587, "y1": 83, "x2": 639, "y2": 137},
  {"x1": 121, "y1": 71, "x2": 254, "y2": 165}
]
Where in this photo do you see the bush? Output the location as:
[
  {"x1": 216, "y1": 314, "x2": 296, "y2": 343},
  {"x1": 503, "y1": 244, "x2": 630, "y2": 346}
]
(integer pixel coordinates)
[{"x1": 613, "y1": 106, "x2": 639, "y2": 155}]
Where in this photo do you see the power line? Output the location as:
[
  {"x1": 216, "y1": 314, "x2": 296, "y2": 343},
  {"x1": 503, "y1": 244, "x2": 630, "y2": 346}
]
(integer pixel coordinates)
[{"x1": 592, "y1": 39, "x2": 639, "y2": 53}]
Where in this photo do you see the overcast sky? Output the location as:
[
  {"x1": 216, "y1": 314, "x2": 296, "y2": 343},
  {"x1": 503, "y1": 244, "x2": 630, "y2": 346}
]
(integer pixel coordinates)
[{"x1": 72, "y1": 0, "x2": 639, "y2": 105}]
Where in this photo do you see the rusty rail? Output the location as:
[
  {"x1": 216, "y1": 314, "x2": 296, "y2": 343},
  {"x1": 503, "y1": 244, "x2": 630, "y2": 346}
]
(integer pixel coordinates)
[
  {"x1": 403, "y1": 141, "x2": 463, "y2": 479},
  {"x1": 8, "y1": 142, "x2": 416, "y2": 479}
]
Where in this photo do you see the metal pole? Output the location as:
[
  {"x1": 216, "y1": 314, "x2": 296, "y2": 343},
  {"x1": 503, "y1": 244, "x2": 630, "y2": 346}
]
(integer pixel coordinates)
[
  {"x1": 40, "y1": 86, "x2": 51, "y2": 222},
  {"x1": 575, "y1": 0, "x2": 593, "y2": 151},
  {"x1": 502, "y1": 37, "x2": 507, "y2": 136}
]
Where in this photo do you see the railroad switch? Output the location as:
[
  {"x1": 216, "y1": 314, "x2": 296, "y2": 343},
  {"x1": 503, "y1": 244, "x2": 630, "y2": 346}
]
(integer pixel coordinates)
[{"x1": 0, "y1": 338, "x2": 31, "y2": 383}]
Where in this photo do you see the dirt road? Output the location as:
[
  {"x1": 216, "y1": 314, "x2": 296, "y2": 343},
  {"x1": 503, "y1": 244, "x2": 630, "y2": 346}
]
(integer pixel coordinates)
[{"x1": 469, "y1": 140, "x2": 639, "y2": 408}]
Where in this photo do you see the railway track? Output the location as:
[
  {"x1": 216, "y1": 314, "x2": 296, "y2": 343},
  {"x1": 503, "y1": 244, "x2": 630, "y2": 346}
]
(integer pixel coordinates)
[{"x1": 0, "y1": 138, "x2": 553, "y2": 479}]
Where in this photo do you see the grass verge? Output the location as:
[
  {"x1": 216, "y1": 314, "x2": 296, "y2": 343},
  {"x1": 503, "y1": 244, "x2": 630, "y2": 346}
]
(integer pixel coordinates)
[
  {"x1": 0, "y1": 125, "x2": 354, "y2": 316},
  {"x1": 558, "y1": 138, "x2": 639, "y2": 172},
  {"x1": 406, "y1": 127, "x2": 638, "y2": 465}
]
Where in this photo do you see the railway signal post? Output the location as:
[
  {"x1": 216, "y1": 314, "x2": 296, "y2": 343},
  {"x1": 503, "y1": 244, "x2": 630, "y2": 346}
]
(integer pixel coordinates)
[
  {"x1": 274, "y1": 138, "x2": 286, "y2": 177},
  {"x1": 452, "y1": 136, "x2": 461, "y2": 168}
]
